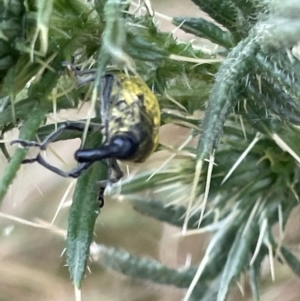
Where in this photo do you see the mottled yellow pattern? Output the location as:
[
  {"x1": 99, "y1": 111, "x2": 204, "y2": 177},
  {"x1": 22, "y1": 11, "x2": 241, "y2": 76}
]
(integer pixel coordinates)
[{"x1": 104, "y1": 74, "x2": 160, "y2": 162}]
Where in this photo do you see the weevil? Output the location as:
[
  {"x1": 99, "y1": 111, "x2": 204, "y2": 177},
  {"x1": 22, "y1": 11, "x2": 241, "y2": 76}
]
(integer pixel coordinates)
[{"x1": 11, "y1": 68, "x2": 160, "y2": 202}]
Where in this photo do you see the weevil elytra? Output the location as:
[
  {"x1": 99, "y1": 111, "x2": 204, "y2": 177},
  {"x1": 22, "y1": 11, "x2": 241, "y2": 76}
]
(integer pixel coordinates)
[{"x1": 11, "y1": 68, "x2": 161, "y2": 196}]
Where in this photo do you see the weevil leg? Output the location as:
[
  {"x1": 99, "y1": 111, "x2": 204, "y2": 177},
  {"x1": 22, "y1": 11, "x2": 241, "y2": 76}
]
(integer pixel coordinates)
[
  {"x1": 95, "y1": 158, "x2": 123, "y2": 209},
  {"x1": 62, "y1": 56, "x2": 96, "y2": 74},
  {"x1": 77, "y1": 75, "x2": 96, "y2": 87},
  {"x1": 96, "y1": 158, "x2": 123, "y2": 208},
  {"x1": 98, "y1": 159, "x2": 123, "y2": 199},
  {"x1": 30, "y1": 154, "x2": 93, "y2": 178},
  {"x1": 100, "y1": 74, "x2": 115, "y2": 139},
  {"x1": 11, "y1": 140, "x2": 42, "y2": 148},
  {"x1": 62, "y1": 61, "x2": 97, "y2": 76},
  {"x1": 11, "y1": 121, "x2": 87, "y2": 150},
  {"x1": 98, "y1": 185, "x2": 106, "y2": 208},
  {"x1": 11, "y1": 121, "x2": 93, "y2": 178},
  {"x1": 109, "y1": 158, "x2": 124, "y2": 181},
  {"x1": 62, "y1": 61, "x2": 98, "y2": 86},
  {"x1": 98, "y1": 159, "x2": 123, "y2": 188}
]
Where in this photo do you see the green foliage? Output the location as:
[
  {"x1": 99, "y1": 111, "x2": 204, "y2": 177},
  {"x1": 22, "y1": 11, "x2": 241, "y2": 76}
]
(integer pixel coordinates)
[
  {"x1": 172, "y1": 17, "x2": 234, "y2": 49},
  {"x1": 0, "y1": 0, "x2": 25, "y2": 81},
  {"x1": 66, "y1": 131, "x2": 105, "y2": 288},
  {"x1": 1, "y1": 0, "x2": 300, "y2": 300}
]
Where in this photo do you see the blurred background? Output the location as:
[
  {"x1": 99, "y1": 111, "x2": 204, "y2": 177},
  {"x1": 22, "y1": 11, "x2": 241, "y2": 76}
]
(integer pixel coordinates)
[{"x1": 0, "y1": 1, "x2": 300, "y2": 300}]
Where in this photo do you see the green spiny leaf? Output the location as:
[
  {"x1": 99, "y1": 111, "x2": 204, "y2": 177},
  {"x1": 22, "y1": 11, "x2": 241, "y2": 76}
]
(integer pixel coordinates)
[
  {"x1": 130, "y1": 196, "x2": 214, "y2": 229},
  {"x1": 172, "y1": 17, "x2": 234, "y2": 49},
  {"x1": 125, "y1": 29, "x2": 167, "y2": 62},
  {"x1": 0, "y1": 103, "x2": 47, "y2": 202},
  {"x1": 94, "y1": 244, "x2": 207, "y2": 294},
  {"x1": 230, "y1": 0, "x2": 256, "y2": 20},
  {"x1": 249, "y1": 260, "x2": 261, "y2": 301},
  {"x1": 197, "y1": 36, "x2": 258, "y2": 161},
  {"x1": 189, "y1": 0, "x2": 238, "y2": 34},
  {"x1": 0, "y1": 0, "x2": 25, "y2": 82},
  {"x1": 217, "y1": 218, "x2": 258, "y2": 301},
  {"x1": 66, "y1": 131, "x2": 105, "y2": 288},
  {"x1": 101, "y1": 0, "x2": 132, "y2": 70},
  {"x1": 255, "y1": 53, "x2": 300, "y2": 113},
  {"x1": 280, "y1": 246, "x2": 300, "y2": 278},
  {"x1": 245, "y1": 77, "x2": 300, "y2": 126}
]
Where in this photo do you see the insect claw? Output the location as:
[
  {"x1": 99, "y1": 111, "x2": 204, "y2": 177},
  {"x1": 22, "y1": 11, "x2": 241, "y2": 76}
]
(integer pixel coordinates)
[
  {"x1": 69, "y1": 171, "x2": 81, "y2": 178},
  {"x1": 22, "y1": 157, "x2": 39, "y2": 164}
]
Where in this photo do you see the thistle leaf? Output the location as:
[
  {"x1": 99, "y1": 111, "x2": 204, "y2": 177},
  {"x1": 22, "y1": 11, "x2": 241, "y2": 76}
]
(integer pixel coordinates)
[{"x1": 67, "y1": 132, "x2": 105, "y2": 288}]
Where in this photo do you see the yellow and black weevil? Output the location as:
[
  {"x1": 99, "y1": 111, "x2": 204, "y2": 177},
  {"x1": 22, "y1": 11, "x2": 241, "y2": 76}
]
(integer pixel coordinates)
[{"x1": 11, "y1": 69, "x2": 161, "y2": 203}]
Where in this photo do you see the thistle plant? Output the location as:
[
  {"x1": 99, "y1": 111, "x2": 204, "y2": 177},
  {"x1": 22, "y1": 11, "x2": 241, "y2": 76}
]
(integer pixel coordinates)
[{"x1": 1, "y1": 0, "x2": 300, "y2": 300}]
